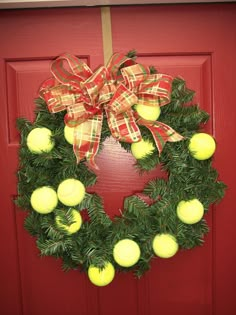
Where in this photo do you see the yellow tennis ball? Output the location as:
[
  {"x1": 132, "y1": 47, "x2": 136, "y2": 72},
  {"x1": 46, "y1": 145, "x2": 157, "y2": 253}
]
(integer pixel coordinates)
[
  {"x1": 131, "y1": 139, "x2": 155, "y2": 159},
  {"x1": 27, "y1": 127, "x2": 54, "y2": 153},
  {"x1": 64, "y1": 125, "x2": 74, "y2": 145},
  {"x1": 177, "y1": 199, "x2": 204, "y2": 224},
  {"x1": 152, "y1": 234, "x2": 179, "y2": 258},
  {"x1": 57, "y1": 178, "x2": 85, "y2": 207},
  {"x1": 136, "y1": 103, "x2": 161, "y2": 121},
  {"x1": 113, "y1": 239, "x2": 141, "y2": 267},
  {"x1": 188, "y1": 133, "x2": 216, "y2": 160},
  {"x1": 88, "y1": 262, "x2": 115, "y2": 287},
  {"x1": 30, "y1": 186, "x2": 58, "y2": 214},
  {"x1": 55, "y1": 209, "x2": 82, "y2": 234}
]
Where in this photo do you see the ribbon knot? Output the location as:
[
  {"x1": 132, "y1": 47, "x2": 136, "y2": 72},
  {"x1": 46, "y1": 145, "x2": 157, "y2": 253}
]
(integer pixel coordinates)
[{"x1": 39, "y1": 53, "x2": 183, "y2": 169}]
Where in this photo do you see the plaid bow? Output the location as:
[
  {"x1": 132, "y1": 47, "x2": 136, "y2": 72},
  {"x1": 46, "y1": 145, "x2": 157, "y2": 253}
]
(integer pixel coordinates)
[{"x1": 39, "y1": 53, "x2": 183, "y2": 168}]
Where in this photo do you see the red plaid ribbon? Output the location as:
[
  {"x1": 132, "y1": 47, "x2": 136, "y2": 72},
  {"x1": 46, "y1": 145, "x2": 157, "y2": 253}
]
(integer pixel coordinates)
[{"x1": 39, "y1": 53, "x2": 183, "y2": 168}]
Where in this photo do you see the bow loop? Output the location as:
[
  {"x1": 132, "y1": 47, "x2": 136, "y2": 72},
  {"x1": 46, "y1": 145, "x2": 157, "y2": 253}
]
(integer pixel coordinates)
[
  {"x1": 107, "y1": 83, "x2": 138, "y2": 115},
  {"x1": 121, "y1": 64, "x2": 151, "y2": 91},
  {"x1": 97, "y1": 80, "x2": 116, "y2": 106},
  {"x1": 81, "y1": 66, "x2": 110, "y2": 106},
  {"x1": 136, "y1": 73, "x2": 172, "y2": 107},
  {"x1": 51, "y1": 53, "x2": 93, "y2": 84},
  {"x1": 106, "y1": 52, "x2": 136, "y2": 80},
  {"x1": 39, "y1": 78, "x2": 82, "y2": 114}
]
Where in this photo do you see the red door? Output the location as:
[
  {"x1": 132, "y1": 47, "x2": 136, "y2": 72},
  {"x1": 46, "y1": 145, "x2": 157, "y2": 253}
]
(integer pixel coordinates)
[{"x1": 0, "y1": 3, "x2": 235, "y2": 315}]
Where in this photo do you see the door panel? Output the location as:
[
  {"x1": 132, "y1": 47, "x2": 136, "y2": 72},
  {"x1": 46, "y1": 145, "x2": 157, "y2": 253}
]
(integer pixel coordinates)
[
  {"x1": 136, "y1": 54, "x2": 212, "y2": 315},
  {"x1": 111, "y1": 4, "x2": 236, "y2": 315},
  {"x1": 0, "y1": 7, "x2": 104, "y2": 315},
  {"x1": 0, "y1": 4, "x2": 235, "y2": 315}
]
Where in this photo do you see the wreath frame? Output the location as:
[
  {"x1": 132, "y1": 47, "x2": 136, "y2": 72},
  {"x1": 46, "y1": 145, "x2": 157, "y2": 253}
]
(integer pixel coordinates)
[{"x1": 16, "y1": 52, "x2": 226, "y2": 281}]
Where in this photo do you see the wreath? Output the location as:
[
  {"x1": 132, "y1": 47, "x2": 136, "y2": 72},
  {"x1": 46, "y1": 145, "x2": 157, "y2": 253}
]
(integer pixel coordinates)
[{"x1": 16, "y1": 51, "x2": 226, "y2": 287}]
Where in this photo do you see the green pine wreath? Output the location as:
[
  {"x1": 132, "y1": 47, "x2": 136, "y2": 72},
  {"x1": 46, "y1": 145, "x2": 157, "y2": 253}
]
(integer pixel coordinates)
[{"x1": 16, "y1": 51, "x2": 226, "y2": 286}]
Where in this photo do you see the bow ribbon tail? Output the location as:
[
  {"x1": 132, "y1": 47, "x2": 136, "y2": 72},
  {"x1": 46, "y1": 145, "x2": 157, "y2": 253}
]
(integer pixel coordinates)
[
  {"x1": 138, "y1": 119, "x2": 184, "y2": 154},
  {"x1": 105, "y1": 83, "x2": 142, "y2": 143},
  {"x1": 106, "y1": 110, "x2": 142, "y2": 143},
  {"x1": 73, "y1": 112, "x2": 103, "y2": 170}
]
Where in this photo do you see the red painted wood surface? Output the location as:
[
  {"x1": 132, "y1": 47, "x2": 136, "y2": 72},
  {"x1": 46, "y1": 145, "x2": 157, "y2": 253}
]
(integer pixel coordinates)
[
  {"x1": 0, "y1": 7, "x2": 104, "y2": 315},
  {"x1": 111, "y1": 6, "x2": 236, "y2": 315},
  {"x1": 0, "y1": 3, "x2": 236, "y2": 315}
]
